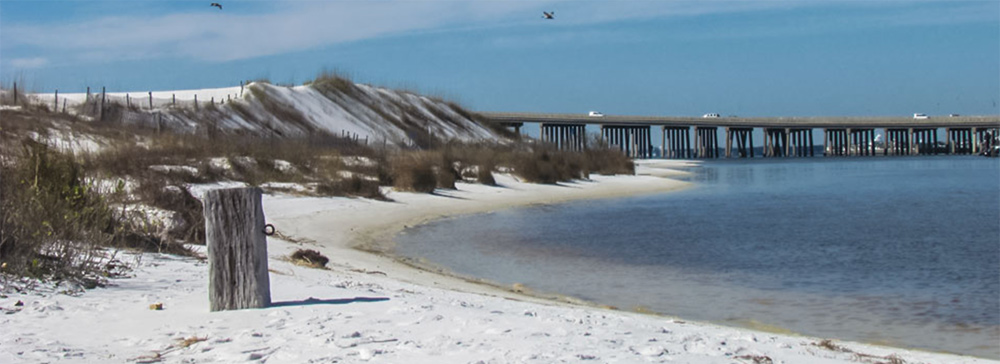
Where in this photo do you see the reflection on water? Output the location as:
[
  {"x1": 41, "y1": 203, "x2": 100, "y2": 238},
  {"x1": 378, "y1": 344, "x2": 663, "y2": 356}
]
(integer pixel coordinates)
[{"x1": 396, "y1": 157, "x2": 1000, "y2": 358}]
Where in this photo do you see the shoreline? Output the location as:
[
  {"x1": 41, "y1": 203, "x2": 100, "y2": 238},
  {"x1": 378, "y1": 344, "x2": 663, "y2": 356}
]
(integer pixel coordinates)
[
  {"x1": 363, "y1": 160, "x2": 700, "y2": 307},
  {"x1": 265, "y1": 160, "x2": 700, "y2": 307},
  {"x1": 4, "y1": 160, "x2": 997, "y2": 363},
  {"x1": 263, "y1": 159, "x2": 995, "y2": 362}
]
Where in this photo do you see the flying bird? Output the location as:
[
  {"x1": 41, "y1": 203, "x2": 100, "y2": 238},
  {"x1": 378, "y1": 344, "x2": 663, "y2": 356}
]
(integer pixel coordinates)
[
  {"x1": 210, "y1": 3, "x2": 222, "y2": 10},
  {"x1": 542, "y1": 11, "x2": 554, "y2": 20}
]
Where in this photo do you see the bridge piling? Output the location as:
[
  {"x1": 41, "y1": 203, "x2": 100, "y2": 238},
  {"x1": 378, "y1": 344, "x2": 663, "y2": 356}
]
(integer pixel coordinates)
[{"x1": 971, "y1": 127, "x2": 979, "y2": 154}]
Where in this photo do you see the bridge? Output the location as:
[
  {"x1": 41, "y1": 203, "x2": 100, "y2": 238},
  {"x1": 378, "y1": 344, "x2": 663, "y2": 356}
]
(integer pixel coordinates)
[{"x1": 478, "y1": 112, "x2": 1000, "y2": 158}]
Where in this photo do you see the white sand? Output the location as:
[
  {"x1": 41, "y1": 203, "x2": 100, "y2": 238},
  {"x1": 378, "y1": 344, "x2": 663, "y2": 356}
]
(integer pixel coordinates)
[{"x1": 1, "y1": 160, "x2": 995, "y2": 363}]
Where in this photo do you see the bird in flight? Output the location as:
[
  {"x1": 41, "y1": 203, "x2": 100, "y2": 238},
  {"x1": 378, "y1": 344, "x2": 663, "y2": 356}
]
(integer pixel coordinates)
[
  {"x1": 210, "y1": 3, "x2": 222, "y2": 10},
  {"x1": 542, "y1": 11, "x2": 554, "y2": 20}
]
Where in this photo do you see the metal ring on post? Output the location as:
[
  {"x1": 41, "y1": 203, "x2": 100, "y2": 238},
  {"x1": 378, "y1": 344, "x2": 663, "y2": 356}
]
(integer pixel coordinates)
[{"x1": 263, "y1": 224, "x2": 276, "y2": 236}]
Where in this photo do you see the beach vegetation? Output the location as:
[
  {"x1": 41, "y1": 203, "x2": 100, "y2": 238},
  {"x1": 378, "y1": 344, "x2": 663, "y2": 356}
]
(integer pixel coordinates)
[
  {"x1": 812, "y1": 340, "x2": 908, "y2": 364},
  {"x1": 0, "y1": 138, "x2": 168, "y2": 282},
  {"x1": 1, "y1": 81, "x2": 636, "y2": 281},
  {"x1": 289, "y1": 249, "x2": 329, "y2": 269}
]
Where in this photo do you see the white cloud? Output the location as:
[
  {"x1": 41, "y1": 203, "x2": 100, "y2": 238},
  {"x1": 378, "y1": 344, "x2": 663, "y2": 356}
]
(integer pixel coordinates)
[
  {"x1": 1, "y1": 1, "x2": 994, "y2": 65},
  {"x1": 9, "y1": 57, "x2": 49, "y2": 69},
  {"x1": 2, "y1": 1, "x2": 548, "y2": 63}
]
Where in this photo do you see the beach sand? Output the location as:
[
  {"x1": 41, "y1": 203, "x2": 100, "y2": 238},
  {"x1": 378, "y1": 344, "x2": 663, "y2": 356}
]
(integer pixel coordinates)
[{"x1": 1, "y1": 160, "x2": 995, "y2": 363}]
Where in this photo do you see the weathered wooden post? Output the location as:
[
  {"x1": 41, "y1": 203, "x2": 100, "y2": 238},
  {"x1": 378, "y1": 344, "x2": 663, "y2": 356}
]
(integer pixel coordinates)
[
  {"x1": 100, "y1": 87, "x2": 106, "y2": 121},
  {"x1": 203, "y1": 187, "x2": 271, "y2": 311},
  {"x1": 149, "y1": 91, "x2": 153, "y2": 109},
  {"x1": 12, "y1": 81, "x2": 17, "y2": 104},
  {"x1": 54, "y1": 90, "x2": 58, "y2": 111}
]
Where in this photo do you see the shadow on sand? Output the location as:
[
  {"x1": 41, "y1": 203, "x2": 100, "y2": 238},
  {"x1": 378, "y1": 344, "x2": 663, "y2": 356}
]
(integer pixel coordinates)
[{"x1": 270, "y1": 296, "x2": 389, "y2": 308}]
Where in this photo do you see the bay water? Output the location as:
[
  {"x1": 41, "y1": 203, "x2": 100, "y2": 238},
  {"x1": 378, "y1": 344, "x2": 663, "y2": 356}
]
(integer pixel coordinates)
[{"x1": 395, "y1": 157, "x2": 1000, "y2": 358}]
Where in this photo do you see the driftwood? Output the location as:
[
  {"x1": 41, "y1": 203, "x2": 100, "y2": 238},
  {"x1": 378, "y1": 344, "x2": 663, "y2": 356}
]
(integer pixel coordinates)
[{"x1": 203, "y1": 187, "x2": 271, "y2": 311}]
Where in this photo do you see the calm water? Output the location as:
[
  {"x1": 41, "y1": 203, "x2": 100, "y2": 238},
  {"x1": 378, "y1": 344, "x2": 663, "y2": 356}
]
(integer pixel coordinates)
[{"x1": 395, "y1": 157, "x2": 1000, "y2": 358}]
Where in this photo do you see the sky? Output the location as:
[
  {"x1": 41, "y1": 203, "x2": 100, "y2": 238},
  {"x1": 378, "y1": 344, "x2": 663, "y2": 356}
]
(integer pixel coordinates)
[{"x1": 1, "y1": 0, "x2": 998, "y2": 117}]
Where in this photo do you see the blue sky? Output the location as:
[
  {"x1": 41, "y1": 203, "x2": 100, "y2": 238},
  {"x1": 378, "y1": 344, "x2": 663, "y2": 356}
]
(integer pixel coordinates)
[{"x1": 2, "y1": 0, "x2": 998, "y2": 117}]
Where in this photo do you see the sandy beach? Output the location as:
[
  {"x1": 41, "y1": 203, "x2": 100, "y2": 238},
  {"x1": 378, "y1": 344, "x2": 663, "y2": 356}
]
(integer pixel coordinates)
[{"x1": 1, "y1": 160, "x2": 995, "y2": 363}]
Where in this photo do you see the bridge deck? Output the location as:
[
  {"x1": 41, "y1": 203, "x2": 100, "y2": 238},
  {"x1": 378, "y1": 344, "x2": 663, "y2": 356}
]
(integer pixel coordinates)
[{"x1": 479, "y1": 112, "x2": 1000, "y2": 128}]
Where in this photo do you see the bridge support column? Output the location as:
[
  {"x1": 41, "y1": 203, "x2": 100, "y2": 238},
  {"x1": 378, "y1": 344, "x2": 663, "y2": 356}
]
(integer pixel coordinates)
[
  {"x1": 661, "y1": 127, "x2": 666, "y2": 158},
  {"x1": 823, "y1": 129, "x2": 830, "y2": 156},
  {"x1": 947, "y1": 128, "x2": 954, "y2": 154},
  {"x1": 809, "y1": 129, "x2": 815, "y2": 156},
  {"x1": 971, "y1": 127, "x2": 979, "y2": 154},
  {"x1": 781, "y1": 128, "x2": 792, "y2": 157},
  {"x1": 933, "y1": 128, "x2": 940, "y2": 155},
  {"x1": 694, "y1": 127, "x2": 718, "y2": 159},
  {"x1": 725, "y1": 127, "x2": 754, "y2": 158},
  {"x1": 764, "y1": 129, "x2": 771, "y2": 157},
  {"x1": 541, "y1": 123, "x2": 587, "y2": 151},
  {"x1": 661, "y1": 126, "x2": 690, "y2": 159},
  {"x1": 725, "y1": 127, "x2": 732, "y2": 158},
  {"x1": 849, "y1": 129, "x2": 856, "y2": 156}
]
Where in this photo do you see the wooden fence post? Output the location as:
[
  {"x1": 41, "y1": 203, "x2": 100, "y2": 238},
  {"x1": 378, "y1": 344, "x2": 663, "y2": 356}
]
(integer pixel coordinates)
[
  {"x1": 54, "y1": 90, "x2": 58, "y2": 111},
  {"x1": 149, "y1": 91, "x2": 153, "y2": 109},
  {"x1": 101, "y1": 87, "x2": 106, "y2": 121},
  {"x1": 203, "y1": 187, "x2": 271, "y2": 311},
  {"x1": 12, "y1": 81, "x2": 17, "y2": 104}
]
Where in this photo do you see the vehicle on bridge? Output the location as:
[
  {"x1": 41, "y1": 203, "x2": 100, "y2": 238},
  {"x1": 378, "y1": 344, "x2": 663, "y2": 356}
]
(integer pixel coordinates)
[
  {"x1": 702, "y1": 113, "x2": 721, "y2": 118},
  {"x1": 913, "y1": 113, "x2": 929, "y2": 119},
  {"x1": 588, "y1": 111, "x2": 604, "y2": 117}
]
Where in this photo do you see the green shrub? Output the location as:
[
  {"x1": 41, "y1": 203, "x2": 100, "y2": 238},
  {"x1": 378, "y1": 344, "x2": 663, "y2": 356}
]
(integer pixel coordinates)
[{"x1": 0, "y1": 140, "x2": 155, "y2": 279}]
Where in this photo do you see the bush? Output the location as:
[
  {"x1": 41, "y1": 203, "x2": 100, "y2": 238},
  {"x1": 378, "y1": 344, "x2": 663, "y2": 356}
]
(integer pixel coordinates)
[
  {"x1": 133, "y1": 180, "x2": 205, "y2": 245},
  {"x1": 584, "y1": 137, "x2": 634, "y2": 175},
  {"x1": 315, "y1": 175, "x2": 387, "y2": 200},
  {"x1": 390, "y1": 152, "x2": 439, "y2": 193},
  {"x1": 508, "y1": 147, "x2": 588, "y2": 184},
  {"x1": 0, "y1": 140, "x2": 155, "y2": 279}
]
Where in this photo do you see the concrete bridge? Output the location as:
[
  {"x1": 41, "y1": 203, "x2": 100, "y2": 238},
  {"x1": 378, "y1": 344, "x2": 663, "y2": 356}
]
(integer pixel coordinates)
[{"x1": 479, "y1": 112, "x2": 1000, "y2": 158}]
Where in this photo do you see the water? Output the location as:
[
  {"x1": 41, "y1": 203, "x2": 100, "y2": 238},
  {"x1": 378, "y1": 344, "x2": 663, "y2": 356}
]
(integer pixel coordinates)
[{"x1": 395, "y1": 157, "x2": 1000, "y2": 358}]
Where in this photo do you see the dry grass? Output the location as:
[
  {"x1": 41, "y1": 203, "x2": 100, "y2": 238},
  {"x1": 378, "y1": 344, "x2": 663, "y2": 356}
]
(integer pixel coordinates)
[
  {"x1": 735, "y1": 354, "x2": 774, "y2": 364},
  {"x1": 2, "y1": 92, "x2": 638, "y2": 283},
  {"x1": 176, "y1": 336, "x2": 207, "y2": 348},
  {"x1": 389, "y1": 151, "x2": 440, "y2": 193},
  {"x1": 0, "y1": 137, "x2": 159, "y2": 279},
  {"x1": 812, "y1": 340, "x2": 907, "y2": 364},
  {"x1": 289, "y1": 249, "x2": 329, "y2": 269}
]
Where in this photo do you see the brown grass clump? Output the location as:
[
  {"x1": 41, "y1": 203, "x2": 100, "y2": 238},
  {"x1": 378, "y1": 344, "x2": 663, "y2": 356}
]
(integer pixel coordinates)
[
  {"x1": 177, "y1": 336, "x2": 207, "y2": 348},
  {"x1": 315, "y1": 175, "x2": 387, "y2": 200},
  {"x1": 506, "y1": 147, "x2": 585, "y2": 184},
  {"x1": 811, "y1": 340, "x2": 907, "y2": 364},
  {"x1": 290, "y1": 249, "x2": 329, "y2": 269},
  {"x1": 390, "y1": 152, "x2": 440, "y2": 193},
  {"x1": 814, "y1": 339, "x2": 851, "y2": 352},
  {"x1": 735, "y1": 354, "x2": 773, "y2": 364}
]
